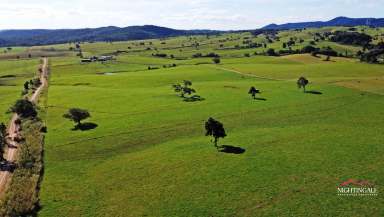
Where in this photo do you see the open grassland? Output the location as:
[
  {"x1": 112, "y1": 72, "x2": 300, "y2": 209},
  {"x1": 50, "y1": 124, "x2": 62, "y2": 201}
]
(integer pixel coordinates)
[
  {"x1": 3, "y1": 26, "x2": 381, "y2": 61},
  {"x1": 0, "y1": 59, "x2": 39, "y2": 122},
  {"x1": 39, "y1": 49, "x2": 384, "y2": 216},
  {"x1": 1, "y1": 27, "x2": 383, "y2": 216}
]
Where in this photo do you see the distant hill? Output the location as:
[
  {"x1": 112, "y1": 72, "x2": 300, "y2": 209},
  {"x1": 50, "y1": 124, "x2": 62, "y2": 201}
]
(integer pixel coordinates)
[
  {"x1": 262, "y1": 17, "x2": 384, "y2": 30},
  {"x1": 0, "y1": 25, "x2": 220, "y2": 47},
  {"x1": 2, "y1": 17, "x2": 384, "y2": 47}
]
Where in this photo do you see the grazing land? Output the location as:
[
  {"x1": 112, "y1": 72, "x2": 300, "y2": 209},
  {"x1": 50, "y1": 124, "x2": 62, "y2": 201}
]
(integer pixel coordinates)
[
  {"x1": 0, "y1": 59, "x2": 39, "y2": 122},
  {"x1": 1, "y1": 26, "x2": 384, "y2": 216}
]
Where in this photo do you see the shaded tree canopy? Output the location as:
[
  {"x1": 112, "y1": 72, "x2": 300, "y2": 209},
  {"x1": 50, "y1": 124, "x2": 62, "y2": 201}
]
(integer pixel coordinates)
[
  {"x1": 212, "y1": 57, "x2": 221, "y2": 64},
  {"x1": 63, "y1": 108, "x2": 90, "y2": 125},
  {"x1": 172, "y1": 80, "x2": 196, "y2": 98},
  {"x1": 24, "y1": 81, "x2": 29, "y2": 90},
  {"x1": 360, "y1": 42, "x2": 384, "y2": 63},
  {"x1": 248, "y1": 87, "x2": 260, "y2": 99},
  {"x1": 266, "y1": 48, "x2": 277, "y2": 56},
  {"x1": 10, "y1": 99, "x2": 37, "y2": 118},
  {"x1": 330, "y1": 31, "x2": 372, "y2": 46},
  {"x1": 301, "y1": 45, "x2": 318, "y2": 53},
  {"x1": 313, "y1": 46, "x2": 338, "y2": 57},
  {"x1": 205, "y1": 117, "x2": 227, "y2": 148},
  {"x1": 297, "y1": 77, "x2": 309, "y2": 92}
]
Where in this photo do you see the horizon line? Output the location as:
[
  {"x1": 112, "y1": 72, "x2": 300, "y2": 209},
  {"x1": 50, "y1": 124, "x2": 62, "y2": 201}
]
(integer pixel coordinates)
[{"x1": 0, "y1": 16, "x2": 383, "y2": 31}]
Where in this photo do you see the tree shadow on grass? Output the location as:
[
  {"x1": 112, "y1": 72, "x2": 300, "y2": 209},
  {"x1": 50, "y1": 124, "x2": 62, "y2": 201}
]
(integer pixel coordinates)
[
  {"x1": 72, "y1": 122, "x2": 98, "y2": 131},
  {"x1": 306, "y1": 90, "x2": 323, "y2": 95},
  {"x1": 183, "y1": 95, "x2": 205, "y2": 102},
  {"x1": 254, "y1": 97, "x2": 267, "y2": 101},
  {"x1": 219, "y1": 145, "x2": 246, "y2": 154}
]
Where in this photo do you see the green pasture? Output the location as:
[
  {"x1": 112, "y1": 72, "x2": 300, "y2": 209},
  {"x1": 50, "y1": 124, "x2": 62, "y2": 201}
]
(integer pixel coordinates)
[
  {"x1": 39, "y1": 52, "x2": 384, "y2": 216},
  {"x1": 0, "y1": 59, "x2": 39, "y2": 122},
  {"x1": 1, "y1": 27, "x2": 383, "y2": 216}
]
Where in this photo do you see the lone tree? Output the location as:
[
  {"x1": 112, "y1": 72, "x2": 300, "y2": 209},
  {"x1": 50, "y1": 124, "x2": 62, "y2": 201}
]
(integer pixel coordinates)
[
  {"x1": 205, "y1": 117, "x2": 227, "y2": 149},
  {"x1": 212, "y1": 57, "x2": 221, "y2": 64},
  {"x1": 297, "y1": 77, "x2": 309, "y2": 92},
  {"x1": 248, "y1": 87, "x2": 260, "y2": 99},
  {"x1": 63, "y1": 108, "x2": 90, "y2": 126},
  {"x1": 172, "y1": 80, "x2": 196, "y2": 98},
  {"x1": 10, "y1": 99, "x2": 37, "y2": 118}
]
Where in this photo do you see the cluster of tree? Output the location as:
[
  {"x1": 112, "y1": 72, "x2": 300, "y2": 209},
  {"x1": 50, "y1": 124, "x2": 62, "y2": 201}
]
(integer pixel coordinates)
[
  {"x1": 359, "y1": 42, "x2": 384, "y2": 63},
  {"x1": 330, "y1": 31, "x2": 372, "y2": 46},
  {"x1": 172, "y1": 80, "x2": 203, "y2": 102},
  {"x1": 0, "y1": 26, "x2": 221, "y2": 47},
  {"x1": 22, "y1": 78, "x2": 42, "y2": 95},
  {"x1": 9, "y1": 99, "x2": 37, "y2": 118},
  {"x1": 172, "y1": 80, "x2": 195, "y2": 98},
  {"x1": 266, "y1": 48, "x2": 277, "y2": 56},
  {"x1": 251, "y1": 29, "x2": 278, "y2": 37},
  {"x1": 313, "y1": 32, "x2": 326, "y2": 41},
  {"x1": 282, "y1": 37, "x2": 301, "y2": 49},
  {"x1": 276, "y1": 45, "x2": 338, "y2": 57},
  {"x1": 241, "y1": 39, "x2": 265, "y2": 48},
  {"x1": 148, "y1": 66, "x2": 160, "y2": 70},
  {"x1": 0, "y1": 123, "x2": 6, "y2": 161},
  {"x1": 232, "y1": 42, "x2": 265, "y2": 50},
  {"x1": 322, "y1": 32, "x2": 333, "y2": 39},
  {"x1": 192, "y1": 52, "x2": 220, "y2": 58},
  {"x1": 152, "y1": 53, "x2": 168, "y2": 58},
  {"x1": 163, "y1": 64, "x2": 177, "y2": 68},
  {"x1": 302, "y1": 45, "x2": 317, "y2": 53},
  {"x1": 312, "y1": 46, "x2": 338, "y2": 57},
  {"x1": 112, "y1": 50, "x2": 129, "y2": 56},
  {"x1": 278, "y1": 49, "x2": 300, "y2": 55},
  {"x1": 0, "y1": 116, "x2": 46, "y2": 217},
  {"x1": 264, "y1": 37, "x2": 272, "y2": 44}
]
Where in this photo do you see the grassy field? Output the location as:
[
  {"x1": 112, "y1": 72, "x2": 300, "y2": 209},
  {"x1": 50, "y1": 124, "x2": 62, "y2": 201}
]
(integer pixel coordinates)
[
  {"x1": 0, "y1": 59, "x2": 39, "y2": 122},
  {"x1": 1, "y1": 26, "x2": 383, "y2": 216},
  {"x1": 39, "y1": 54, "x2": 384, "y2": 216}
]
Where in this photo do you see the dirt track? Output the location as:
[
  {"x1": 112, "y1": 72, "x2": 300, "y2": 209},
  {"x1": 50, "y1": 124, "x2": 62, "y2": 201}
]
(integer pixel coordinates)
[
  {"x1": 212, "y1": 65, "x2": 283, "y2": 81},
  {"x1": 0, "y1": 58, "x2": 48, "y2": 194}
]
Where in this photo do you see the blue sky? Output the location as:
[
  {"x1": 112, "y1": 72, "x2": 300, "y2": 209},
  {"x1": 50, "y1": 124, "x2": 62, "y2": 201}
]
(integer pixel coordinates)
[{"x1": 0, "y1": 0, "x2": 383, "y2": 30}]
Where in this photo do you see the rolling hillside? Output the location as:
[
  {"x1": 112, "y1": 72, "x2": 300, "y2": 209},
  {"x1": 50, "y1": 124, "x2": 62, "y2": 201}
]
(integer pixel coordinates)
[
  {"x1": 0, "y1": 25, "x2": 219, "y2": 47},
  {"x1": 263, "y1": 16, "x2": 384, "y2": 30},
  {"x1": 2, "y1": 17, "x2": 383, "y2": 47}
]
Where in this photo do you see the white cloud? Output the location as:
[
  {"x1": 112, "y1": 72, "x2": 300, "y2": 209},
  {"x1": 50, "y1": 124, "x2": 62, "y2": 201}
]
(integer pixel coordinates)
[{"x1": 0, "y1": 0, "x2": 383, "y2": 30}]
